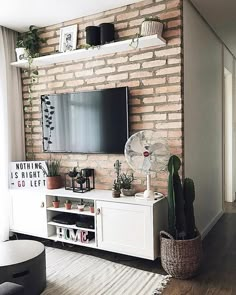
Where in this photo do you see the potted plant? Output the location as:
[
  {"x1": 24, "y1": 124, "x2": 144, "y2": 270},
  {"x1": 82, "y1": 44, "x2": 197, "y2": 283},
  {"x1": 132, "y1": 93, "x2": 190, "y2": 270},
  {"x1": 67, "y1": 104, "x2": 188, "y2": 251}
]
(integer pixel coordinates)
[
  {"x1": 160, "y1": 155, "x2": 202, "y2": 279},
  {"x1": 41, "y1": 159, "x2": 62, "y2": 189},
  {"x1": 120, "y1": 172, "x2": 135, "y2": 196},
  {"x1": 52, "y1": 196, "x2": 60, "y2": 208},
  {"x1": 65, "y1": 199, "x2": 72, "y2": 210},
  {"x1": 15, "y1": 25, "x2": 45, "y2": 61},
  {"x1": 141, "y1": 17, "x2": 163, "y2": 37},
  {"x1": 112, "y1": 160, "x2": 121, "y2": 198}
]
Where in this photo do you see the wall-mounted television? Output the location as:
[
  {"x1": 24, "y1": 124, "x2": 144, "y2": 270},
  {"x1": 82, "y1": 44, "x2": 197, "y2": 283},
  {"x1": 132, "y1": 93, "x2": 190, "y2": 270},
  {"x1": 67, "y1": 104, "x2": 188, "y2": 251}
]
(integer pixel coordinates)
[{"x1": 41, "y1": 87, "x2": 129, "y2": 154}]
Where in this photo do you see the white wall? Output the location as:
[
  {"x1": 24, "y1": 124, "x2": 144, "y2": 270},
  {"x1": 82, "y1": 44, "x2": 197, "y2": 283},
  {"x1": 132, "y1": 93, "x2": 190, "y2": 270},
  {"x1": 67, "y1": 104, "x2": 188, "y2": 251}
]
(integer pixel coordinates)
[{"x1": 184, "y1": 0, "x2": 223, "y2": 236}]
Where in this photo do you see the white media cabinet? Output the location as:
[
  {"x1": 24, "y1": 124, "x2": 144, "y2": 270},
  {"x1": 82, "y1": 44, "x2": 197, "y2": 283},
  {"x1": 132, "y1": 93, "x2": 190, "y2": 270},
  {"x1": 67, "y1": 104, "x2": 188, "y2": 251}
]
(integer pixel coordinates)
[{"x1": 9, "y1": 188, "x2": 167, "y2": 260}]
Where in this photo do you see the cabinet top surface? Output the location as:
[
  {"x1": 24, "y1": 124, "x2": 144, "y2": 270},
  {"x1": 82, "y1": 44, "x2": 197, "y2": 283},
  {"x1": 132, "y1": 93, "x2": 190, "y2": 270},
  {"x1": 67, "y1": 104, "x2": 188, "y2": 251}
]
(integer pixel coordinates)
[{"x1": 9, "y1": 188, "x2": 165, "y2": 206}]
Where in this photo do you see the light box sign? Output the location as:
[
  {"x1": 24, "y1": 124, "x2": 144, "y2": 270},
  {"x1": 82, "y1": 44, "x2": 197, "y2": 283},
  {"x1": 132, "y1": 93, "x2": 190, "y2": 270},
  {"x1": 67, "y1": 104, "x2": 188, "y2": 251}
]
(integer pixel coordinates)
[{"x1": 9, "y1": 161, "x2": 47, "y2": 189}]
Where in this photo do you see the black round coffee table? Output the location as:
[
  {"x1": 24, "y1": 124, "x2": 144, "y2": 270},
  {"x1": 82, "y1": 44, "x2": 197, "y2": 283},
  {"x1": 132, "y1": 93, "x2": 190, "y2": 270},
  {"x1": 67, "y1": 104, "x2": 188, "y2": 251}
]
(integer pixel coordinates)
[{"x1": 0, "y1": 240, "x2": 46, "y2": 295}]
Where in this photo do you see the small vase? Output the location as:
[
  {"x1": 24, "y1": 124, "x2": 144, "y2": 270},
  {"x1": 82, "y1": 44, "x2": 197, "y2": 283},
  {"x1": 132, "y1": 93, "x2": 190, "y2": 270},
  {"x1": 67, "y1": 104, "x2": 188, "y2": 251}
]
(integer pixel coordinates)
[
  {"x1": 65, "y1": 203, "x2": 72, "y2": 210},
  {"x1": 112, "y1": 190, "x2": 120, "y2": 198},
  {"x1": 52, "y1": 201, "x2": 60, "y2": 208}
]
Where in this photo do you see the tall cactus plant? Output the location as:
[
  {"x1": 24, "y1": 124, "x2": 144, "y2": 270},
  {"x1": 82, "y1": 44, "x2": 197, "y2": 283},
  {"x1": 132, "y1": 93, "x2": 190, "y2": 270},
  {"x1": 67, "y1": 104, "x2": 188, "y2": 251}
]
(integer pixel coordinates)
[
  {"x1": 167, "y1": 155, "x2": 196, "y2": 240},
  {"x1": 183, "y1": 178, "x2": 196, "y2": 239}
]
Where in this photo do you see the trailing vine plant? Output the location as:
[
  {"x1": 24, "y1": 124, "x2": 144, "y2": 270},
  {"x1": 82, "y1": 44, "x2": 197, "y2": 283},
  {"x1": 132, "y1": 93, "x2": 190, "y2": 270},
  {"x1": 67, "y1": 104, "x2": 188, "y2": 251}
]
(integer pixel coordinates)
[{"x1": 17, "y1": 26, "x2": 45, "y2": 159}]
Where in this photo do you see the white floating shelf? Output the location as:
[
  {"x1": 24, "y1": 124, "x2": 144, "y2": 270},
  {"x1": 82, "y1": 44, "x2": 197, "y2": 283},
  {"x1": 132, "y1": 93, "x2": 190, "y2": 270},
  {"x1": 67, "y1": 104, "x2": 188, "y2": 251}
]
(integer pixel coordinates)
[{"x1": 11, "y1": 35, "x2": 165, "y2": 69}]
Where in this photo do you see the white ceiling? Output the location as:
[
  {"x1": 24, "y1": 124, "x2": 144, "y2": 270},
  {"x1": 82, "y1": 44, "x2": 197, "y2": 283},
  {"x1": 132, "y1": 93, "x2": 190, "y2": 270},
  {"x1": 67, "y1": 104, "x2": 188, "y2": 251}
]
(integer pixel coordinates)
[
  {"x1": 0, "y1": 0, "x2": 143, "y2": 33},
  {"x1": 191, "y1": 0, "x2": 236, "y2": 57}
]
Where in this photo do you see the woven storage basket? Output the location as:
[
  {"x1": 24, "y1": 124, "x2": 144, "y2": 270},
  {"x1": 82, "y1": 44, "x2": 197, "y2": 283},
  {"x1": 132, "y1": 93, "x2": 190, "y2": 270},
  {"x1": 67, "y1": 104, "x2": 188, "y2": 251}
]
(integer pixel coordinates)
[{"x1": 160, "y1": 231, "x2": 202, "y2": 279}]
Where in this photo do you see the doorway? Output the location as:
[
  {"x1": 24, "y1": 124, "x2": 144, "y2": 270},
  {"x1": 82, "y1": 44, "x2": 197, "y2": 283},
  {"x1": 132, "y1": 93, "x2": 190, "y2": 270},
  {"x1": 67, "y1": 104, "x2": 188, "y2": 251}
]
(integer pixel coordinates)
[{"x1": 224, "y1": 67, "x2": 235, "y2": 204}]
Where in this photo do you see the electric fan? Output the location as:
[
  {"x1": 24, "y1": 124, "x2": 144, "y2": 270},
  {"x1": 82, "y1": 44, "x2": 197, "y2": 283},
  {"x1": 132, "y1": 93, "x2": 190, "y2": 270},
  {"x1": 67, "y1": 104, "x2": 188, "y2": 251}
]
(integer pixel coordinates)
[{"x1": 124, "y1": 130, "x2": 170, "y2": 200}]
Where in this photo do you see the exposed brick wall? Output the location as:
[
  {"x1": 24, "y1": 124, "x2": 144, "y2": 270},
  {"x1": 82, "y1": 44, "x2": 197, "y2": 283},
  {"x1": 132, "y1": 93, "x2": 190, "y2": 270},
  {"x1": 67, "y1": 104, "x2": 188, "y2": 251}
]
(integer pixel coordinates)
[{"x1": 22, "y1": 0, "x2": 183, "y2": 194}]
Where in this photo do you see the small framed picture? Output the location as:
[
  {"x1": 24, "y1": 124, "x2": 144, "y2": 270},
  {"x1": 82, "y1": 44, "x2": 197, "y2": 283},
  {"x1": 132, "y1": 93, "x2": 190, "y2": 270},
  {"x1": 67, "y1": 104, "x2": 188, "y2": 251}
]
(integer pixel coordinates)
[{"x1": 59, "y1": 25, "x2": 77, "y2": 52}]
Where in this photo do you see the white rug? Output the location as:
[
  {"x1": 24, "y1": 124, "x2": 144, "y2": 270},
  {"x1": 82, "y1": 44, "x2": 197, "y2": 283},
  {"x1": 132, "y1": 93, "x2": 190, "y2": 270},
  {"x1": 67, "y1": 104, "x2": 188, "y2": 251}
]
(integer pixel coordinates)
[{"x1": 42, "y1": 247, "x2": 170, "y2": 295}]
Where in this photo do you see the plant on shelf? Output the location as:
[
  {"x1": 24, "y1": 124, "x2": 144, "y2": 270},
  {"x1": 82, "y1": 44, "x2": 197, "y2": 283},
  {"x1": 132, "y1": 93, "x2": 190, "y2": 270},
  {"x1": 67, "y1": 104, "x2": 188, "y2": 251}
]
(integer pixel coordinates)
[
  {"x1": 112, "y1": 160, "x2": 122, "y2": 198},
  {"x1": 16, "y1": 25, "x2": 46, "y2": 60},
  {"x1": 120, "y1": 172, "x2": 135, "y2": 196},
  {"x1": 160, "y1": 155, "x2": 202, "y2": 279},
  {"x1": 141, "y1": 16, "x2": 163, "y2": 37},
  {"x1": 52, "y1": 196, "x2": 60, "y2": 208},
  {"x1": 41, "y1": 159, "x2": 62, "y2": 190},
  {"x1": 65, "y1": 199, "x2": 72, "y2": 210},
  {"x1": 17, "y1": 26, "x2": 46, "y2": 160}
]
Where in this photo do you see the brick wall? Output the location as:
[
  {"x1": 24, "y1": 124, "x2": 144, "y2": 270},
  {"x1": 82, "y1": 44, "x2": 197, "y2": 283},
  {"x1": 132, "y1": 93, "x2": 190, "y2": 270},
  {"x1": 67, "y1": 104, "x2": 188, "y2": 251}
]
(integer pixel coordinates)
[{"x1": 22, "y1": 0, "x2": 183, "y2": 193}]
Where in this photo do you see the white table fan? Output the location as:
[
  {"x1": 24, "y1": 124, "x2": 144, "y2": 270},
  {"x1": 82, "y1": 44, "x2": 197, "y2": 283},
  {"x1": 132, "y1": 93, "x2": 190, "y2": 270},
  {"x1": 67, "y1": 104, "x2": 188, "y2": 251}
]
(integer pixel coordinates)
[{"x1": 124, "y1": 130, "x2": 170, "y2": 200}]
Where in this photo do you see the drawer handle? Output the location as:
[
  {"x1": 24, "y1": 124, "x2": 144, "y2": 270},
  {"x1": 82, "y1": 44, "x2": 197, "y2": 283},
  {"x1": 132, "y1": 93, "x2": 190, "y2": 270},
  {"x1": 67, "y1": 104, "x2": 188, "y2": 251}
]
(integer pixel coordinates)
[
  {"x1": 13, "y1": 270, "x2": 29, "y2": 278},
  {"x1": 96, "y1": 208, "x2": 101, "y2": 215},
  {"x1": 40, "y1": 202, "x2": 45, "y2": 208}
]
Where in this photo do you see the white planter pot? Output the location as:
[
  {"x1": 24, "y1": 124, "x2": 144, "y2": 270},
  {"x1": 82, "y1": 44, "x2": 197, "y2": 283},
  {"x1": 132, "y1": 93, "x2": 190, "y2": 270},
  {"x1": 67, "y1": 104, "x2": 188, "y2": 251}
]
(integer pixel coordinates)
[
  {"x1": 15, "y1": 47, "x2": 28, "y2": 61},
  {"x1": 141, "y1": 21, "x2": 163, "y2": 37}
]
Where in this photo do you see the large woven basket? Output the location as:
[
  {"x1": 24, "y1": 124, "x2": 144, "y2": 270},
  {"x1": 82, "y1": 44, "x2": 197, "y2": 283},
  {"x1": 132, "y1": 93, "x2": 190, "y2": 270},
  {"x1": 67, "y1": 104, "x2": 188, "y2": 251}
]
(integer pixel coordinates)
[{"x1": 160, "y1": 231, "x2": 202, "y2": 279}]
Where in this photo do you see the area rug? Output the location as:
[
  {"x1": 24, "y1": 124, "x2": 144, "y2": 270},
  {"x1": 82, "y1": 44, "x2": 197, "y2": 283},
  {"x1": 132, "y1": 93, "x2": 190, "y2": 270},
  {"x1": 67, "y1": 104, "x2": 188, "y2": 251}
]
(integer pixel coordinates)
[{"x1": 42, "y1": 247, "x2": 170, "y2": 295}]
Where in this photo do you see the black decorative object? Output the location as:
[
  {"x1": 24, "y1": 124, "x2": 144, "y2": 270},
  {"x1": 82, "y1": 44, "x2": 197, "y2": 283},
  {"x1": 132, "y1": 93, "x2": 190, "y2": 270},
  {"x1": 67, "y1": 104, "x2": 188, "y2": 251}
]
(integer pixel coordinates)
[
  {"x1": 85, "y1": 26, "x2": 100, "y2": 46},
  {"x1": 73, "y1": 168, "x2": 95, "y2": 193},
  {"x1": 41, "y1": 95, "x2": 55, "y2": 151},
  {"x1": 65, "y1": 167, "x2": 78, "y2": 190},
  {"x1": 99, "y1": 23, "x2": 115, "y2": 44}
]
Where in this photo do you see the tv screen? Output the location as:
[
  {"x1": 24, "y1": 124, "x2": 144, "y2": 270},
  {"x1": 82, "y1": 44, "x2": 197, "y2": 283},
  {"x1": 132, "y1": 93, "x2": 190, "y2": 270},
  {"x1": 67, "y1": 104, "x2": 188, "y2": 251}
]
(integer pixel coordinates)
[{"x1": 41, "y1": 87, "x2": 129, "y2": 154}]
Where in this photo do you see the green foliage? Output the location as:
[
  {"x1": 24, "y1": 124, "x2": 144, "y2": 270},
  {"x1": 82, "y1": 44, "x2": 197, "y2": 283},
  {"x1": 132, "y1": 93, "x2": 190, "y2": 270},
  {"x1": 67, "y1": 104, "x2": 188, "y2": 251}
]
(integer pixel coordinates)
[
  {"x1": 68, "y1": 167, "x2": 78, "y2": 178},
  {"x1": 16, "y1": 25, "x2": 46, "y2": 57},
  {"x1": 167, "y1": 156, "x2": 177, "y2": 237},
  {"x1": 41, "y1": 160, "x2": 60, "y2": 177},
  {"x1": 113, "y1": 160, "x2": 122, "y2": 191},
  {"x1": 120, "y1": 172, "x2": 135, "y2": 189},
  {"x1": 65, "y1": 199, "x2": 72, "y2": 204},
  {"x1": 167, "y1": 155, "x2": 196, "y2": 240},
  {"x1": 144, "y1": 16, "x2": 161, "y2": 22},
  {"x1": 113, "y1": 179, "x2": 121, "y2": 192},
  {"x1": 53, "y1": 196, "x2": 59, "y2": 202},
  {"x1": 183, "y1": 178, "x2": 196, "y2": 239}
]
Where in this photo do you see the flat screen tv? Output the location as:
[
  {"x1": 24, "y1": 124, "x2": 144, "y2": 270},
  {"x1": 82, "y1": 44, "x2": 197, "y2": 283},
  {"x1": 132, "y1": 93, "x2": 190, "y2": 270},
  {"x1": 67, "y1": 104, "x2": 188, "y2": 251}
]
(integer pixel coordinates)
[{"x1": 41, "y1": 87, "x2": 129, "y2": 154}]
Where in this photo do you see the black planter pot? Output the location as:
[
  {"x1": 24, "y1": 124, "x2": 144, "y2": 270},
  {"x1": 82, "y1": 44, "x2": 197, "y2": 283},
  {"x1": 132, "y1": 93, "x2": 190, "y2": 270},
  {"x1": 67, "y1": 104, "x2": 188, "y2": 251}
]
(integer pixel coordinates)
[
  {"x1": 99, "y1": 23, "x2": 115, "y2": 45},
  {"x1": 86, "y1": 26, "x2": 100, "y2": 46}
]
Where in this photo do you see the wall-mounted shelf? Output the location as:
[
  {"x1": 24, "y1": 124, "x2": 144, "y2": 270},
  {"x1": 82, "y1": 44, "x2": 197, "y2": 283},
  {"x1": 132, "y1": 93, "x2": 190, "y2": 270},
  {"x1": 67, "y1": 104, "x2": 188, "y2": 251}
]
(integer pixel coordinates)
[{"x1": 10, "y1": 34, "x2": 165, "y2": 69}]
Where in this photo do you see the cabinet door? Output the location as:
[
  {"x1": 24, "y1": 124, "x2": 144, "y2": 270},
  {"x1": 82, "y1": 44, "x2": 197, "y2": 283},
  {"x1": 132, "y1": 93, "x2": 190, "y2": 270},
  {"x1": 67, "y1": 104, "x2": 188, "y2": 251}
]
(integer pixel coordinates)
[
  {"x1": 96, "y1": 201, "x2": 153, "y2": 259},
  {"x1": 10, "y1": 190, "x2": 47, "y2": 237}
]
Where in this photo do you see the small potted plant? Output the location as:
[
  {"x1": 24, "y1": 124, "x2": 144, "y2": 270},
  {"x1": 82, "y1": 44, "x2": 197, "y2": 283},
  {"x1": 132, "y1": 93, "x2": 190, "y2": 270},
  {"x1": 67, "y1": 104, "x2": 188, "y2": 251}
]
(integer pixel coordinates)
[
  {"x1": 15, "y1": 25, "x2": 46, "y2": 61},
  {"x1": 41, "y1": 159, "x2": 62, "y2": 189},
  {"x1": 65, "y1": 199, "x2": 72, "y2": 210},
  {"x1": 141, "y1": 17, "x2": 163, "y2": 37},
  {"x1": 52, "y1": 196, "x2": 60, "y2": 208},
  {"x1": 120, "y1": 172, "x2": 135, "y2": 196},
  {"x1": 112, "y1": 160, "x2": 122, "y2": 198}
]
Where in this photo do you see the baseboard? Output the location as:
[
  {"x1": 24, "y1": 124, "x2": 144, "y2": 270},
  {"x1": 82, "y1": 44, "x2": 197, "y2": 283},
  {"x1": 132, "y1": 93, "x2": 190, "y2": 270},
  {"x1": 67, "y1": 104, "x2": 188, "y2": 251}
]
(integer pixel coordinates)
[{"x1": 200, "y1": 210, "x2": 224, "y2": 239}]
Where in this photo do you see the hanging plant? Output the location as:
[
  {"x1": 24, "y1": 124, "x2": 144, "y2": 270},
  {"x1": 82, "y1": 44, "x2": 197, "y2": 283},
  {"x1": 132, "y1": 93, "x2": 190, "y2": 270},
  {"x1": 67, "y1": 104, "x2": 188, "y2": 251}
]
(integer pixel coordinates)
[{"x1": 18, "y1": 26, "x2": 46, "y2": 160}]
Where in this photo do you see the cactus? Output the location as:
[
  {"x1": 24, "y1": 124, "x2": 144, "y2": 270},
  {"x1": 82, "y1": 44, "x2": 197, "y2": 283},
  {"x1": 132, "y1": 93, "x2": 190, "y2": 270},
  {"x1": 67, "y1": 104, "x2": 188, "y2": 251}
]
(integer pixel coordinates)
[
  {"x1": 167, "y1": 155, "x2": 196, "y2": 240},
  {"x1": 184, "y1": 178, "x2": 196, "y2": 239},
  {"x1": 167, "y1": 155, "x2": 181, "y2": 237},
  {"x1": 173, "y1": 172, "x2": 186, "y2": 239}
]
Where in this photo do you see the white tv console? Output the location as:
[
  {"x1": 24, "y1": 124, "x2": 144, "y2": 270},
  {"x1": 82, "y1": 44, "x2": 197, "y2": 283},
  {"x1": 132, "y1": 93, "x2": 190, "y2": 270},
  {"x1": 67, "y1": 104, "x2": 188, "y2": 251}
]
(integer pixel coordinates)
[{"x1": 9, "y1": 188, "x2": 167, "y2": 260}]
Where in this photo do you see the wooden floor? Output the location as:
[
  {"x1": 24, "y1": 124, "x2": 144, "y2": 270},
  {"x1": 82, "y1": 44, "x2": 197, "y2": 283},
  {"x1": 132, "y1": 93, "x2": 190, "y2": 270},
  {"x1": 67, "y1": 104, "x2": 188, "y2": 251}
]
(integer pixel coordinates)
[{"x1": 17, "y1": 202, "x2": 236, "y2": 295}]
